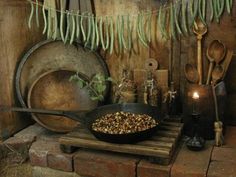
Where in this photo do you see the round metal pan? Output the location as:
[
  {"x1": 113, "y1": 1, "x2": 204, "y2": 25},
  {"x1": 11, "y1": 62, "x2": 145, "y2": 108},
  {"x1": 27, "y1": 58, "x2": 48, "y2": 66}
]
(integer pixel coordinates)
[{"x1": 15, "y1": 39, "x2": 110, "y2": 109}]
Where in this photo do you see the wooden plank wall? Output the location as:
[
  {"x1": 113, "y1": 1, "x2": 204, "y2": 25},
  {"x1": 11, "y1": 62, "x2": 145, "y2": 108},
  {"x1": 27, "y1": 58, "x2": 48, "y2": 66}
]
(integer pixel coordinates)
[
  {"x1": 0, "y1": 0, "x2": 44, "y2": 141},
  {"x1": 93, "y1": 0, "x2": 236, "y2": 123}
]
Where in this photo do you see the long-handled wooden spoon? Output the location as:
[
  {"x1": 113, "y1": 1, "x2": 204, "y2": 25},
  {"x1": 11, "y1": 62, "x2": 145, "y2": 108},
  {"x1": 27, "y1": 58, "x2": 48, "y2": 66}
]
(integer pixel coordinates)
[
  {"x1": 193, "y1": 19, "x2": 207, "y2": 85},
  {"x1": 206, "y1": 40, "x2": 226, "y2": 85}
]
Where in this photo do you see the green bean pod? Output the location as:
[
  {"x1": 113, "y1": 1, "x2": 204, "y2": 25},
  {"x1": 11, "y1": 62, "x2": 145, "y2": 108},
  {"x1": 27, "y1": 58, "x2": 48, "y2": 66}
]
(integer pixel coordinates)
[
  {"x1": 28, "y1": 1, "x2": 34, "y2": 29},
  {"x1": 104, "y1": 17, "x2": 110, "y2": 50},
  {"x1": 147, "y1": 11, "x2": 152, "y2": 43},
  {"x1": 226, "y1": 0, "x2": 231, "y2": 14},
  {"x1": 70, "y1": 14, "x2": 76, "y2": 44},
  {"x1": 214, "y1": 0, "x2": 220, "y2": 23},
  {"x1": 64, "y1": 11, "x2": 70, "y2": 43},
  {"x1": 95, "y1": 17, "x2": 99, "y2": 48},
  {"x1": 85, "y1": 14, "x2": 92, "y2": 46},
  {"x1": 157, "y1": 6, "x2": 163, "y2": 37},
  {"x1": 99, "y1": 17, "x2": 105, "y2": 50},
  {"x1": 229, "y1": 0, "x2": 233, "y2": 9},
  {"x1": 53, "y1": 10, "x2": 58, "y2": 40},
  {"x1": 170, "y1": 3, "x2": 177, "y2": 39},
  {"x1": 121, "y1": 15, "x2": 127, "y2": 50},
  {"x1": 116, "y1": 15, "x2": 123, "y2": 52},
  {"x1": 35, "y1": 0, "x2": 39, "y2": 27},
  {"x1": 137, "y1": 13, "x2": 148, "y2": 47},
  {"x1": 217, "y1": 0, "x2": 225, "y2": 18},
  {"x1": 42, "y1": 5, "x2": 47, "y2": 34},
  {"x1": 190, "y1": 0, "x2": 198, "y2": 26},
  {"x1": 202, "y1": 0, "x2": 206, "y2": 20},
  {"x1": 76, "y1": 11, "x2": 81, "y2": 39},
  {"x1": 210, "y1": 0, "x2": 214, "y2": 21},
  {"x1": 47, "y1": 9, "x2": 52, "y2": 39},
  {"x1": 127, "y1": 14, "x2": 132, "y2": 51},
  {"x1": 198, "y1": 0, "x2": 206, "y2": 25},
  {"x1": 174, "y1": 3, "x2": 182, "y2": 35},
  {"x1": 90, "y1": 15, "x2": 96, "y2": 50},
  {"x1": 109, "y1": 17, "x2": 114, "y2": 54},
  {"x1": 80, "y1": 12, "x2": 86, "y2": 42},
  {"x1": 182, "y1": 0, "x2": 188, "y2": 35},
  {"x1": 161, "y1": 8, "x2": 168, "y2": 39},
  {"x1": 140, "y1": 12, "x2": 148, "y2": 45}
]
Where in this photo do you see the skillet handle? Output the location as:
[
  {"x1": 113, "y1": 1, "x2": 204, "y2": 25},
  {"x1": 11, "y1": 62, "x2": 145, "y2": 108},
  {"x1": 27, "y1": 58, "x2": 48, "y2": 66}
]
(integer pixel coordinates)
[{"x1": 0, "y1": 106, "x2": 88, "y2": 126}]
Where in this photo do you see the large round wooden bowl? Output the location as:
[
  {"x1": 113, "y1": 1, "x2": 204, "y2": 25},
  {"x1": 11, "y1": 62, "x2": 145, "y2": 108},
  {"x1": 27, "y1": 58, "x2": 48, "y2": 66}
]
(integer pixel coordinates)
[{"x1": 27, "y1": 69, "x2": 97, "y2": 132}]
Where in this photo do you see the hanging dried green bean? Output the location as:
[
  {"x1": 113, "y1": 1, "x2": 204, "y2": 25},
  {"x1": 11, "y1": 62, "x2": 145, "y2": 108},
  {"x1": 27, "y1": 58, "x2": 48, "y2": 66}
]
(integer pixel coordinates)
[
  {"x1": 214, "y1": 0, "x2": 220, "y2": 23},
  {"x1": 158, "y1": 6, "x2": 164, "y2": 38},
  {"x1": 109, "y1": 17, "x2": 114, "y2": 54},
  {"x1": 147, "y1": 11, "x2": 152, "y2": 43},
  {"x1": 85, "y1": 14, "x2": 92, "y2": 47},
  {"x1": 202, "y1": 0, "x2": 206, "y2": 20},
  {"x1": 104, "y1": 17, "x2": 110, "y2": 50},
  {"x1": 189, "y1": 0, "x2": 198, "y2": 27},
  {"x1": 121, "y1": 15, "x2": 127, "y2": 50},
  {"x1": 116, "y1": 15, "x2": 123, "y2": 53},
  {"x1": 140, "y1": 12, "x2": 148, "y2": 46},
  {"x1": 170, "y1": 2, "x2": 176, "y2": 40},
  {"x1": 47, "y1": 9, "x2": 52, "y2": 39},
  {"x1": 35, "y1": 0, "x2": 39, "y2": 27},
  {"x1": 64, "y1": 11, "x2": 70, "y2": 43},
  {"x1": 229, "y1": 0, "x2": 233, "y2": 9},
  {"x1": 90, "y1": 15, "x2": 96, "y2": 50},
  {"x1": 137, "y1": 13, "x2": 148, "y2": 47},
  {"x1": 127, "y1": 14, "x2": 132, "y2": 51},
  {"x1": 210, "y1": 0, "x2": 214, "y2": 21},
  {"x1": 181, "y1": 0, "x2": 188, "y2": 35},
  {"x1": 53, "y1": 9, "x2": 58, "y2": 40},
  {"x1": 70, "y1": 14, "x2": 75, "y2": 44},
  {"x1": 226, "y1": 0, "x2": 231, "y2": 14},
  {"x1": 42, "y1": 5, "x2": 47, "y2": 34},
  {"x1": 76, "y1": 11, "x2": 81, "y2": 39},
  {"x1": 99, "y1": 17, "x2": 105, "y2": 50},
  {"x1": 95, "y1": 17, "x2": 99, "y2": 48},
  {"x1": 60, "y1": 4, "x2": 65, "y2": 42},
  {"x1": 217, "y1": 0, "x2": 225, "y2": 18},
  {"x1": 198, "y1": 0, "x2": 206, "y2": 25},
  {"x1": 161, "y1": 8, "x2": 168, "y2": 39},
  {"x1": 80, "y1": 12, "x2": 86, "y2": 42},
  {"x1": 28, "y1": 1, "x2": 34, "y2": 29},
  {"x1": 174, "y1": 3, "x2": 182, "y2": 35}
]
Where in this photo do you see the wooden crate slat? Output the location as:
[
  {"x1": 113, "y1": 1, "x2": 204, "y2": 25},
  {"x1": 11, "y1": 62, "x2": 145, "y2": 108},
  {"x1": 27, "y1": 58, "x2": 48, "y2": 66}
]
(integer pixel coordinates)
[{"x1": 59, "y1": 136, "x2": 171, "y2": 158}]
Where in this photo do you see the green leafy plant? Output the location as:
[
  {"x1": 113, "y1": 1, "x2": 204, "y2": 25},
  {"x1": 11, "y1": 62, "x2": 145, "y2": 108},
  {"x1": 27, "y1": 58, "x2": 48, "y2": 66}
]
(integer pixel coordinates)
[{"x1": 69, "y1": 73, "x2": 113, "y2": 101}]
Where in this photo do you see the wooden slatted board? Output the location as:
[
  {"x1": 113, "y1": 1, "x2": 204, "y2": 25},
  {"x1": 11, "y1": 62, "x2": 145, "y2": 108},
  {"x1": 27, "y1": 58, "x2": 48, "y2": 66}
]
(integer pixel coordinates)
[{"x1": 59, "y1": 118, "x2": 183, "y2": 165}]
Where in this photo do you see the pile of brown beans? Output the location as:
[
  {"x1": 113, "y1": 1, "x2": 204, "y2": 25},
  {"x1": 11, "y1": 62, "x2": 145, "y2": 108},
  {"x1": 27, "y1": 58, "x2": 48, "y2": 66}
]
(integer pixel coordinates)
[{"x1": 92, "y1": 111, "x2": 158, "y2": 134}]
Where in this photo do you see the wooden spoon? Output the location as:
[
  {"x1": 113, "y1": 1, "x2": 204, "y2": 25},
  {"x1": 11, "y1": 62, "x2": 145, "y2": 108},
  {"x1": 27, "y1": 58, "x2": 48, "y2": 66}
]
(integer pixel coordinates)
[
  {"x1": 211, "y1": 65, "x2": 224, "y2": 85},
  {"x1": 193, "y1": 19, "x2": 208, "y2": 85},
  {"x1": 206, "y1": 40, "x2": 226, "y2": 85},
  {"x1": 184, "y1": 64, "x2": 199, "y2": 84}
]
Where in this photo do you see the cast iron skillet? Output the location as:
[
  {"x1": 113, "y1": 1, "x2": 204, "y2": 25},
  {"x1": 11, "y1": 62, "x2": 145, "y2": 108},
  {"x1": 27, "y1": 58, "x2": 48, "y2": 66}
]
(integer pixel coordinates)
[{"x1": 0, "y1": 103, "x2": 163, "y2": 144}]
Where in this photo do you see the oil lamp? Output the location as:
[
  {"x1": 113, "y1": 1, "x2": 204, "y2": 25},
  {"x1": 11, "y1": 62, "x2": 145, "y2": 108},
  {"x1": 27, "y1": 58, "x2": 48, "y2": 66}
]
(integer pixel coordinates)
[{"x1": 186, "y1": 91, "x2": 205, "y2": 151}]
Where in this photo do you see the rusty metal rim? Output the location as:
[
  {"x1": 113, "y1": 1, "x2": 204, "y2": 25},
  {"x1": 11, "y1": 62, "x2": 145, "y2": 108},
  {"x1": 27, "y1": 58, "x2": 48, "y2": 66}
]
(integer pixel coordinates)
[{"x1": 15, "y1": 39, "x2": 110, "y2": 109}]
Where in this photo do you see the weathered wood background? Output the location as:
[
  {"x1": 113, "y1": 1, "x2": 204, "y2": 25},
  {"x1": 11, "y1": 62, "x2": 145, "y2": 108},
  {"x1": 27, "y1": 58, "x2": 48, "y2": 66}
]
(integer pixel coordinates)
[
  {"x1": 0, "y1": 0, "x2": 236, "y2": 140},
  {"x1": 0, "y1": 0, "x2": 44, "y2": 141}
]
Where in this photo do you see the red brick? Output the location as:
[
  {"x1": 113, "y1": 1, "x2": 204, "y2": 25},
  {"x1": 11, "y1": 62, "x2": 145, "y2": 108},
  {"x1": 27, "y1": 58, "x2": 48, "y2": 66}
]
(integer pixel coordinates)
[
  {"x1": 74, "y1": 150, "x2": 139, "y2": 177},
  {"x1": 212, "y1": 146, "x2": 236, "y2": 162},
  {"x1": 224, "y1": 126, "x2": 236, "y2": 147},
  {"x1": 137, "y1": 160, "x2": 171, "y2": 177},
  {"x1": 47, "y1": 150, "x2": 74, "y2": 172},
  {"x1": 29, "y1": 139, "x2": 74, "y2": 172},
  {"x1": 207, "y1": 161, "x2": 236, "y2": 177},
  {"x1": 171, "y1": 142, "x2": 213, "y2": 177}
]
